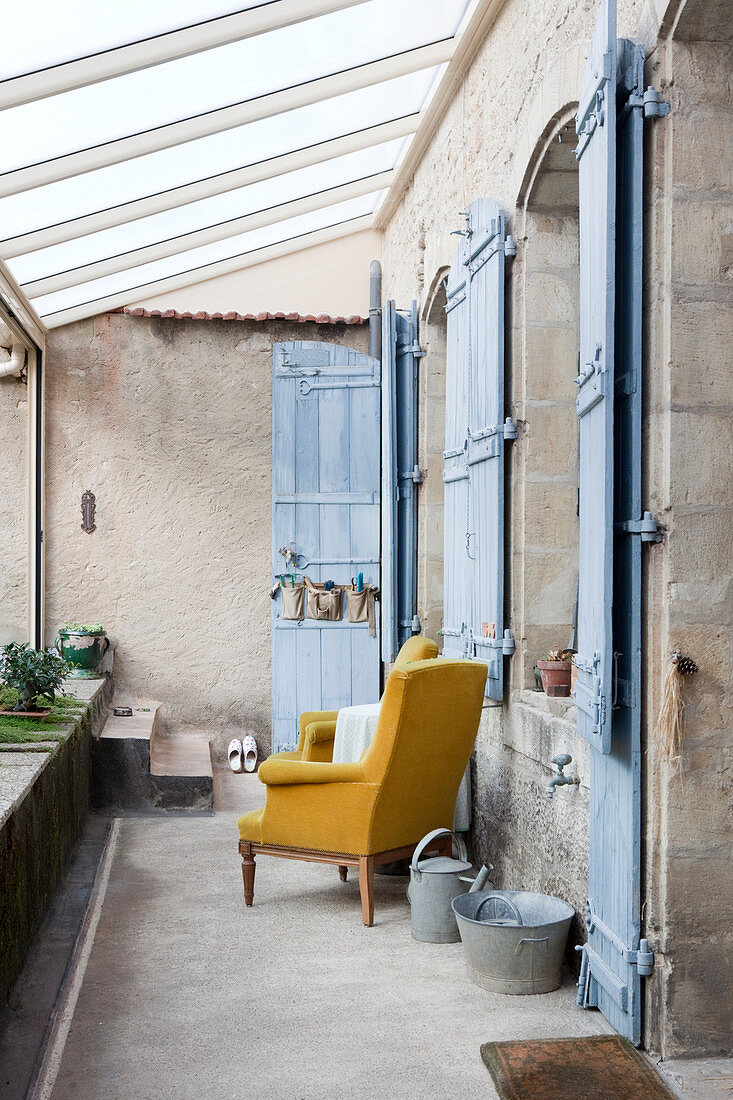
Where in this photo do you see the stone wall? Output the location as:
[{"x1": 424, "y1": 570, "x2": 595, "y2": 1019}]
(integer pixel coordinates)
[
  {"x1": 0, "y1": 372, "x2": 27, "y2": 644},
  {"x1": 44, "y1": 314, "x2": 369, "y2": 759},
  {"x1": 379, "y1": 0, "x2": 732, "y2": 1058}
]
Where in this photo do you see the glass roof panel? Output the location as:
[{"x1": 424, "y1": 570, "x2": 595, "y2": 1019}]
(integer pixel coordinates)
[
  {"x1": 12, "y1": 141, "x2": 406, "y2": 285},
  {"x1": 28, "y1": 192, "x2": 383, "y2": 317},
  {"x1": 0, "y1": 70, "x2": 434, "y2": 239},
  {"x1": 1, "y1": 2, "x2": 262, "y2": 81},
  {"x1": 0, "y1": 0, "x2": 467, "y2": 172}
]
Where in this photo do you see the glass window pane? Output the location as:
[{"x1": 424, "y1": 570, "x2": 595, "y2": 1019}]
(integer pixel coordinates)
[
  {"x1": 0, "y1": 0, "x2": 467, "y2": 171},
  {"x1": 2, "y1": 2, "x2": 261, "y2": 80},
  {"x1": 0, "y1": 70, "x2": 433, "y2": 238},
  {"x1": 12, "y1": 141, "x2": 406, "y2": 283},
  {"x1": 28, "y1": 192, "x2": 383, "y2": 317}
]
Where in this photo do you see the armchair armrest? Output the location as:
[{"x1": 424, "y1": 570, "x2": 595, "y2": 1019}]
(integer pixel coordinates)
[
  {"x1": 305, "y1": 719, "x2": 337, "y2": 744},
  {"x1": 258, "y1": 758, "x2": 365, "y2": 786}
]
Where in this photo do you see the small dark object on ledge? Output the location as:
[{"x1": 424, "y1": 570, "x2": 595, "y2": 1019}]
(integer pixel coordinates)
[{"x1": 113, "y1": 706, "x2": 133, "y2": 717}]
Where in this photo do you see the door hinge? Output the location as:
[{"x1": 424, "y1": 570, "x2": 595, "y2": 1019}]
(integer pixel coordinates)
[
  {"x1": 627, "y1": 939, "x2": 655, "y2": 976},
  {"x1": 616, "y1": 511, "x2": 663, "y2": 542},
  {"x1": 503, "y1": 417, "x2": 518, "y2": 441},
  {"x1": 643, "y1": 86, "x2": 670, "y2": 118},
  {"x1": 399, "y1": 464, "x2": 424, "y2": 484}
]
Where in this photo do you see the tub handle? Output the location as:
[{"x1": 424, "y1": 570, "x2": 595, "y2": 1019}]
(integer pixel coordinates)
[
  {"x1": 515, "y1": 936, "x2": 549, "y2": 955},
  {"x1": 475, "y1": 894, "x2": 523, "y2": 926}
]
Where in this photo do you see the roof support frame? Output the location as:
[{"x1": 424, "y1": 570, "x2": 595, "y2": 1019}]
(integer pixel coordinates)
[
  {"x1": 0, "y1": 0, "x2": 371, "y2": 111},
  {"x1": 22, "y1": 171, "x2": 393, "y2": 297},
  {"x1": 38, "y1": 214, "x2": 375, "y2": 327},
  {"x1": 1, "y1": 114, "x2": 418, "y2": 258},
  {"x1": 0, "y1": 39, "x2": 453, "y2": 198}
]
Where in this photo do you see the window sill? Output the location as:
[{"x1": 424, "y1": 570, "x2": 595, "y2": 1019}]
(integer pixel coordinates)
[{"x1": 515, "y1": 688, "x2": 577, "y2": 724}]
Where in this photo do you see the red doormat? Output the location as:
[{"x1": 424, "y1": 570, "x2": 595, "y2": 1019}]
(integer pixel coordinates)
[{"x1": 480, "y1": 1035, "x2": 676, "y2": 1100}]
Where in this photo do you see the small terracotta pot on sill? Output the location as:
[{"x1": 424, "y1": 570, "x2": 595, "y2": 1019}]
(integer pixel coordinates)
[{"x1": 537, "y1": 661, "x2": 572, "y2": 698}]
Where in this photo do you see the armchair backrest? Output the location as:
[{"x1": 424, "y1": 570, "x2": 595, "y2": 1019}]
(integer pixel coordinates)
[
  {"x1": 362, "y1": 659, "x2": 488, "y2": 852},
  {"x1": 393, "y1": 635, "x2": 439, "y2": 668}
]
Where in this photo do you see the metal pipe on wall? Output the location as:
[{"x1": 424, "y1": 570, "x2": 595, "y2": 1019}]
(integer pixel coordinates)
[{"x1": 369, "y1": 259, "x2": 382, "y2": 361}]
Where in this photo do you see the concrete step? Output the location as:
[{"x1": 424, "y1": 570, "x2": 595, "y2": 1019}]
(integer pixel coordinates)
[{"x1": 92, "y1": 698, "x2": 213, "y2": 815}]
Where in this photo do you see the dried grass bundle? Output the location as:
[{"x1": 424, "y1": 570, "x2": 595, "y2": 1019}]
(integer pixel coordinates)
[{"x1": 653, "y1": 651, "x2": 698, "y2": 775}]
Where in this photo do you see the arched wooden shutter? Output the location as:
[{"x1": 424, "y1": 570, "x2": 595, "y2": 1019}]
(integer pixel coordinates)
[
  {"x1": 574, "y1": 0, "x2": 617, "y2": 754},
  {"x1": 443, "y1": 199, "x2": 515, "y2": 695}
]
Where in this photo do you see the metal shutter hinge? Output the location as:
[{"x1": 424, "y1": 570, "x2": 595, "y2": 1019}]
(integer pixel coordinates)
[
  {"x1": 643, "y1": 87, "x2": 670, "y2": 118},
  {"x1": 504, "y1": 235, "x2": 517, "y2": 258},
  {"x1": 502, "y1": 630, "x2": 515, "y2": 656},
  {"x1": 411, "y1": 614, "x2": 421, "y2": 632},
  {"x1": 627, "y1": 939, "x2": 655, "y2": 976},
  {"x1": 410, "y1": 341, "x2": 427, "y2": 358},
  {"x1": 503, "y1": 417, "x2": 518, "y2": 441},
  {"x1": 616, "y1": 511, "x2": 663, "y2": 542}
]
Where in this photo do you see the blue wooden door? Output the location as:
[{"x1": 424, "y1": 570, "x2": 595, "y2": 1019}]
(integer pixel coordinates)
[
  {"x1": 381, "y1": 300, "x2": 420, "y2": 663},
  {"x1": 271, "y1": 341, "x2": 381, "y2": 752},
  {"x1": 443, "y1": 201, "x2": 514, "y2": 696},
  {"x1": 575, "y1": 9, "x2": 653, "y2": 1045}
]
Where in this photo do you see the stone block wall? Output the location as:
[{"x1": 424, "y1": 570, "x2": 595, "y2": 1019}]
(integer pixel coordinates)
[
  {"x1": 44, "y1": 314, "x2": 369, "y2": 760},
  {"x1": 379, "y1": 0, "x2": 731, "y2": 1059}
]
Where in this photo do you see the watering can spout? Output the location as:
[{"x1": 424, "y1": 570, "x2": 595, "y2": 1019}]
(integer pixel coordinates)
[{"x1": 469, "y1": 865, "x2": 492, "y2": 893}]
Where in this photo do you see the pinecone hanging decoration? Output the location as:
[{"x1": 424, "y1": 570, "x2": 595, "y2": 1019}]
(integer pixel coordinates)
[{"x1": 674, "y1": 653, "x2": 698, "y2": 676}]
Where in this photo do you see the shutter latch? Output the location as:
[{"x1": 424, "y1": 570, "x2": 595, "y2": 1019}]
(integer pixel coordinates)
[
  {"x1": 643, "y1": 87, "x2": 670, "y2": 118},
  {"x1": 616, "y1": 511, "x2": 663, "y2": 543}
]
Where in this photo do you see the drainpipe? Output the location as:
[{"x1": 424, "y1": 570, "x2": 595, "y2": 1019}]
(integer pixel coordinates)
[
  {"x1": 0, "y1": 343, "x2": 25, "y2": 377},
  {"x1": 369, "y1": 259, "x2": 382, "y2": 361}
]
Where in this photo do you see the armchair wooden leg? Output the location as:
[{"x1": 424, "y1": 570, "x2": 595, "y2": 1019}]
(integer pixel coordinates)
[
  {"x1": 358, "y1": 856, "x2": 375, "y2": 926},
  {"x1": 241, "y1": 843, "x2": 256, "y2": 907},
  {"x1": 338, "y1": 865, "x2": 348, "y2": 882}
]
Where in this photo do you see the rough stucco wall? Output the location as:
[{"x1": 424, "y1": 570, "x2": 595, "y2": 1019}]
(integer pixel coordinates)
[
  {"x1": 379, "y1": 0, "x2": 730, "y2": 1058},
  {"x1": 0, "y1": 374, "x2": 27, "y2": 644},
  {"x1": 44, "y1": 314, "x2": 368, "y2": 759}
]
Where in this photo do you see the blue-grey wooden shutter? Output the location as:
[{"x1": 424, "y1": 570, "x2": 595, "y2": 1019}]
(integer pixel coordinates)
[
  {"x1": 576, "y1": 26, "x2": 655, "y2": 1047},
  {"x1": 395, "y1": 301, "x2": 421, "y2": 650},
  {"x1": 443, "y1": 202, "x2": 514, "y2": 694},
  {"x1": 271, "y1": 341, "x2": 381, "y2": 752},
  {"x1": 442, "y1": 233, "x2": 472, "y2": 660},
  {"x1": 381, "y1": 302, "x2": 398, "y2": 663},
  {"x1": 574, "y1": 0, "x2": 617, "y2": 754},
  {"x1": 466, "y1": 199, "x2": 515, "y2": 700}
]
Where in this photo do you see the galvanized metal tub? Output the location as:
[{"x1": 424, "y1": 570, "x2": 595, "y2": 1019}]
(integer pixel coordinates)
[{"x1": 451, "y1": 889, "x2": 574, "y2": 995}]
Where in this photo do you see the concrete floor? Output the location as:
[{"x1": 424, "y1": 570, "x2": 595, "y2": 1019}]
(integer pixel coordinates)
[{"x1": 31, "y1": 776, "x2": 729, "y2": 1099}]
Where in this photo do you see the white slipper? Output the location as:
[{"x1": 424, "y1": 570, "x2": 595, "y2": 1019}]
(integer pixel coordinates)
[
  {"x1": 242, "y1": 735, "x2": 258, "y2": 772},
  {"x1": 228, "y1": 738, "x2": 244, "y2": 773}
]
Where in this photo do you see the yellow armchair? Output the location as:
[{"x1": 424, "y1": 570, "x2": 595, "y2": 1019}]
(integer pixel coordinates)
[
  {"x1": 299, "y1": 634, "x2": 440, "y2": 763},
  {"x1": 238, "y1": 657, "x2": 486, "y2": 925}
]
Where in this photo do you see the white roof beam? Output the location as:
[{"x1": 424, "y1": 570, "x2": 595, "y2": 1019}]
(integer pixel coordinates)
[
  {"x1": 38, "y1": 214, "x2": 375, "y2": 327},
  {"x1": 0, "y1": 1, "x2": 370, "y2": 111},
  {"x1": 0, "y1": 40, "x2": 453, "y2": 198},
  {"x1": 22, "y1": 171, "x2": 392, "y2": 297},
  {"x1": 0, "y1": 114, "x2": 418, "y2": 258}
]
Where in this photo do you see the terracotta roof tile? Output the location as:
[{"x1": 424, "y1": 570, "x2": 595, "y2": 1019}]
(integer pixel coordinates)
[{"x1": 112, "y1": 307, "x2": 366, "y2": 325}]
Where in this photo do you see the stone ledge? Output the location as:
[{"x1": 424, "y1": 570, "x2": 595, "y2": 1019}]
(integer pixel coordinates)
[{"x1": 0, "y1": 676, "x2": 111, "y2": 1008}]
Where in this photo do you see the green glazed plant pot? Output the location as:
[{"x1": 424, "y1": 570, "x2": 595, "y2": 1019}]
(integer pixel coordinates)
[{"x1": 55, "y1": 630, "x2": 109, "y2": 679}]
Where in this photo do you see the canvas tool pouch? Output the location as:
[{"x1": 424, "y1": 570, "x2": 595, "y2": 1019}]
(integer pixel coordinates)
[
  {"x1": 276, "y1": 581, "x2": 305, "y2": 621},
  {"x1": 346, "y1": 585, "x2": 377, "y2": 637},
  {"x1": 304, "y1": 577, "x2": 343, "y2": 621}
]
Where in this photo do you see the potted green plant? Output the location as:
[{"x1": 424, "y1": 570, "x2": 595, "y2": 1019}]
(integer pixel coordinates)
[
  {"x1": 55, "y1": 622, "x2": 110, "y2": 679},
  {"x1": 0, "y1": 642, "x2": 71, "y2": 715},
  {"x1": 537, "y1": 646, "x2": 574, "y2": 698}
]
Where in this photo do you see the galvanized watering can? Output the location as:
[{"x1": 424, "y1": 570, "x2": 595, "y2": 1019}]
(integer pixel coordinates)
[{"x1": 408, "y1": 828, "x2": 489, "y2": 943}]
